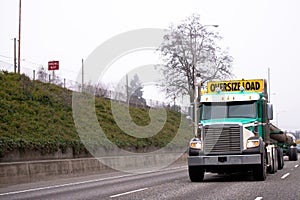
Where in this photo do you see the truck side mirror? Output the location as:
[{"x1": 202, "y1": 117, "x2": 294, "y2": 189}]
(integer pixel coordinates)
[{"x1": 267, "y1": 103, "x2": 273, "y2": 120}]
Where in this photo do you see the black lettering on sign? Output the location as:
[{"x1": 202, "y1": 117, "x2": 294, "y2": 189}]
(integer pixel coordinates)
[
  {"x1": 245, "y1": 82, "x2": 250, "y2": 90},
  {"x1": 225, "y1": 83, "x2": 228, "y2": 91},
  {"x1": 256, "y1": 82, "x2": 260, "y2": 90},
  {"x1": 223, "y1": 83, "x2": 226, "y2": 91},
  {"x1": 251, "y1": 82, "x2": 255, "y2": 90},
  {"x1": 210, "y1": 84, "x2": 215, "y2": 92},
  {"x1": 227, "y1": 83, "x2": 231, "y2": 91},
  {"x1": 219, "y1": 83, "x2": 223, "y2": 91},
  {"x1": 208, "y1": 80, "x2": 263, "y2": 93}
]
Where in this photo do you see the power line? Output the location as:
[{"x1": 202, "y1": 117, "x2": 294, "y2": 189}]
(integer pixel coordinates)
[
  {"x1": 0, "y1": 54, "x2": 13, "y2": 59},
  {"x1": 0, "y1": 60, "x2": 13, "y2": 65},
  {"x1": 1, "y1": 56, "x2": 79, "y2": 76}
]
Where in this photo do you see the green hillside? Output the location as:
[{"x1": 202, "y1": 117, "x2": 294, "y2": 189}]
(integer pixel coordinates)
[{"x1": 0, "y1": 72, "x2": 192, "y2": 158}]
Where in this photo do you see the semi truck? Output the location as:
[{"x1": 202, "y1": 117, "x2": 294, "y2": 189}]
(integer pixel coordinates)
[{"x1": 188, "y1": 79, "x2": 298, "y2": 181}]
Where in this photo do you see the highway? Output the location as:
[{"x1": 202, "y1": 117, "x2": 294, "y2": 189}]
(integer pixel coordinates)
[{"x1": 0, "y1": 156, "x2": 299, "y2": 200}]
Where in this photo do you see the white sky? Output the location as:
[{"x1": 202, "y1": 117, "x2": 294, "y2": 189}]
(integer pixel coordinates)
[{"x1": 1, "y1": 0, "x2": 300, "y2": 130}]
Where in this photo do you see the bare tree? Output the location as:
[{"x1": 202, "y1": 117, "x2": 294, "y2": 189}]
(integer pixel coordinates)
[
  {"x1": 128, "y1": 74, "x2": 147, "y2": 107},
  {"x1": 94, "y1": 83, "x2": 110, "y2": 98},
  {"x1": 158, "y1": 14, "x2": 233, "y2": 103},
  {"x1": 129, "y1": 74, "x2": 144, "y2": 99},
  {"x1": 37, "y1": 66, "x2": 48, "y2": 82},
  {"x1": 52, "y1": 73, "x2": 63, "y2": 87}
]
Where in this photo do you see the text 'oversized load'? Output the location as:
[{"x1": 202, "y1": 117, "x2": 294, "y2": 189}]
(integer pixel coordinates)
[{"x1": 207, "y1": 79, "x2": 264, "y2": 93}]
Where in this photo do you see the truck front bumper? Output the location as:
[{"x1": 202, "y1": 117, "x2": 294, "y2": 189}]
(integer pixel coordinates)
[{"x1": 188, "y1": 154, "x2": 261, "y2": 166}]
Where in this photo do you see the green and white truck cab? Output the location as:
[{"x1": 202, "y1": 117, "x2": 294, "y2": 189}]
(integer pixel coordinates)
[{"x1": 188, "y1": 79, "x2": 296, "y2": 182}]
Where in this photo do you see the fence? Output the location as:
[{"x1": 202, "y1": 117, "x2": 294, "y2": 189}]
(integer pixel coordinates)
[{"x1": 0, "y1": 60, "x2": 189, "y2": 113}]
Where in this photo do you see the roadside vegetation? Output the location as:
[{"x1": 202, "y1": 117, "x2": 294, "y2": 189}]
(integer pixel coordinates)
[{"x1": 0, "y1": 72, "x2": 192, "y2": 158}]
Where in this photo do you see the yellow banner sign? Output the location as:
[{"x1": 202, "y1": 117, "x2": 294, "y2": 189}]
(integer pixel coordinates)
[{"x1": 207, "y1": 79, "x2": 264, "y2": 93}]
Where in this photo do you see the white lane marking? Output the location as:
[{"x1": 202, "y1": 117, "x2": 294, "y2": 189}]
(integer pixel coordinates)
[
  {"x1": 295, "y1": 165, "x2": 299, "y2": 168},
  {"x1": 0, "y1": 165, "x2": 186, "y2": 196},
  {"x1": 110, "y1": 188, "x2": 148, "y2": 198},
  {"x1": 281, "y1": 173, "x2": 290, "y2": 179},
  {"x1": 0, "y1": 174, "x2": 134, "y2": 196},
  {"x1": 254, "y1": 197, "x2": 263, "y2": 200},
  {"x1": 143, "y1": 165, "x2": 187, "y2": 174}
]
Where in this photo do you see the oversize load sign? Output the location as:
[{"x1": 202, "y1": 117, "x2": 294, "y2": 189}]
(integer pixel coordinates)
[
  {"x1": 48, "y1": 61, "x2": 59, "y2": 70},
  {"x1": 207, "y1": 79, "x2": 264, "y2": 93}
]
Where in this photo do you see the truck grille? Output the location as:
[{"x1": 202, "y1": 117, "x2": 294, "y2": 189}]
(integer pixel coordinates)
[{"x1": 203, "y1": 124, "x2": 242, "y2": 155}]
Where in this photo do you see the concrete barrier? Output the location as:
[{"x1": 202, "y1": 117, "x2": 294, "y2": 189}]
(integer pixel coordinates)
[
  {"x1": 0, "y1": 158, "x2": 112, "y2": 187},
  {"x1": 0, "y1": 147, "x2": 91, "y2": 162},
  {"x1": 0, "y1": 154, "x2": 187, "y2": 187},
  {"x1": 0, "y1": 162, "x2": 31, "y2": 186}
]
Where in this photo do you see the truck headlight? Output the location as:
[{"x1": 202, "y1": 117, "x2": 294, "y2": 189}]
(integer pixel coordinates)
[
  {"x1": 190, "y1": 138, "x2": 202, "y2": 150},
  {"x1": 246, "y1": 139, "x2": 260, "y2": 148}
]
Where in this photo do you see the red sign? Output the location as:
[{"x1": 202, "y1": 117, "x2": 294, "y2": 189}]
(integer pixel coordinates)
[{"x1": 48, "y1": 61, "x2": 59, "y2": 70}]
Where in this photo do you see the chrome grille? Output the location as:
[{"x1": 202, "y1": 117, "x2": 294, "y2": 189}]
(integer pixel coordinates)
[{"x1": 203, "y1": 124, "x2": 242, "y2": 155}]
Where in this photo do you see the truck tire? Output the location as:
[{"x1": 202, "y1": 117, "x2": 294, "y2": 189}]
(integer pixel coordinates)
[
  {"x1": 288, "y1": 147, "x2": 298, "y2": 161},
  {"x1": 269, "y1": 147, "x2": 278, "y2": 174},
  {"x1": 253, "y1": 151, "x2": 266, "y2": 181},
  {"x1": 277, "y1": 148, "x2": 284, "y2": 170},
  {"x1": 188, "y1": 166, "x2": 205, "y2": 182}
]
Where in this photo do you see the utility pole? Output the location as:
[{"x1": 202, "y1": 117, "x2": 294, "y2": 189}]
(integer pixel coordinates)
[
  {"x1": 17, "y1": 0, "x2": 21, "y2": 74},
  {"x1": 173, "y1": 94, "x2": 176, "y2": 107},
  {"x1": 17, "y1": 0, "x2": 22, "y2": 74},
  {"x1": 82, "y1": 59, "x2": 84, "y2": 91},
  {"x1": 193, "y1": 24, "x2": 219, "y2": 137},
  {"x1": 193, "y1": 29, "x2": 198, "y2": 137},
  {"x1": 52, "y1": 70, "x2": 55, "y2": 83},
  {"x1": 14, "y1": 38, "x2": 17, "y2": 73},
  {"x1": 126, "y1": 74, "x2": 129, "y2": 103},
  {"x1": 268, "y1": 67, "x2": 271, "y2": 102}
]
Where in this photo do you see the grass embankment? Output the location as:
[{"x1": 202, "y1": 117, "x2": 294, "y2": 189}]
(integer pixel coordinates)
[{"x1": 0, "y1": 72, "x2": 192, "y2": 158}]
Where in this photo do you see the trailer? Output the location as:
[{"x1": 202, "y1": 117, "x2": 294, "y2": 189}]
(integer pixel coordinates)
[
  {"x1": 188, "y1": 79, "x2": 297, "y2": 181},
  {"x1": 269, "y1": 124, "x2": 298, "y2": 161}
]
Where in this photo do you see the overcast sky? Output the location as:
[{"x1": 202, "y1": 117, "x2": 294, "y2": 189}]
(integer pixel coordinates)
[{"x1": 1, "y1": 0, "x2": 300, "y2": 130}]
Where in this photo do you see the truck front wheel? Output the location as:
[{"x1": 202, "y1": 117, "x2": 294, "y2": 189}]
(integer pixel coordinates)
[
  {"x1": 253, "y1": 152, "x2": 267, "y2": 181},
  {"x1": 269, "y1": 147, "x2": 278, "y2": 174},
  {"x1": 188, "y1": 166, "x2": 205, "y2": 182}
]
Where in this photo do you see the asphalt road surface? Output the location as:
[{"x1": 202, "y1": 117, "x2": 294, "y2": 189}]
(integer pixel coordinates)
[{"x1": 0, "y1": 156, "x2": 299, "y2": 200}]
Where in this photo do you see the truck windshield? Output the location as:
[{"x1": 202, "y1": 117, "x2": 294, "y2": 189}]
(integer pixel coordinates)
[{"x1": 202, "y1": 101, "x2": 256, "y2": 120}]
